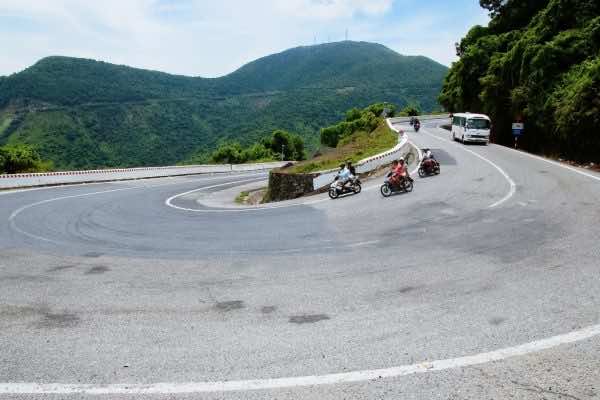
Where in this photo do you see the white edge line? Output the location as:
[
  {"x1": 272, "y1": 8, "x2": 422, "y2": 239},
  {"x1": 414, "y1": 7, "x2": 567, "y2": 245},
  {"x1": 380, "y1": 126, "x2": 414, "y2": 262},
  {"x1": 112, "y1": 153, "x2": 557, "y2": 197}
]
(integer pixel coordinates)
[
  {"x1": 7, "y1": 174, "x2": 266, "y2": 243},
  {"x1": 505, "y1": 148, "x2": 600, "y2": 182},
  {"x1": 420, "y1": 127, "x2": 516, "y2": 208},
  {"x1": 164, "y1": 178, "x2": 330, "y2": 213},
  {"x1": 2, "y1": 322, "x2": 599, "y2": 394}
]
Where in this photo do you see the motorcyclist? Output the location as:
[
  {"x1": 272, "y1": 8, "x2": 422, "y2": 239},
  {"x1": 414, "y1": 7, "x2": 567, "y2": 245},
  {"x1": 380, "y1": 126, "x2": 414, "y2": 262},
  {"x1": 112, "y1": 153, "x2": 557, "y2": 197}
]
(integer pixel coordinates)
[
  {"x1": 414, "y1": 118, "x2": 421, "y2": 131},
  {"x1": 421, "y1": 148, "x2": 437, "y2": 171},
  {"x1": 346, "y1": 161, "x2": 356, "y2": 177},
  {"x1": 389, "y1": 158, "x2": 410, "y2": 186},
  {"x1": 336, "y1": 163, "x2": 352, "y2": 190}
]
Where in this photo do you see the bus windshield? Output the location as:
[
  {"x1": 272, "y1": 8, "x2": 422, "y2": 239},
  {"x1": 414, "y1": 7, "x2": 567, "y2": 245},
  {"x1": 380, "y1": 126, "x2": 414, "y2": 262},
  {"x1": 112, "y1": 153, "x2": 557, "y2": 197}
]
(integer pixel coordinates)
[{"x1": 467, "y1": 119, "x2": 490, "y2": 129}]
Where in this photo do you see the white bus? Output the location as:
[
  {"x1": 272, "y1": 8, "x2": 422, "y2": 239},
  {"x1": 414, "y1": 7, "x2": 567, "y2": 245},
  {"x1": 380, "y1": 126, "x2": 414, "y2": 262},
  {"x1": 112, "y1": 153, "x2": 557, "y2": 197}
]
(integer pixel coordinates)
[{"x1": 451, "y1": 113, "x2": 491, "y2": 144}]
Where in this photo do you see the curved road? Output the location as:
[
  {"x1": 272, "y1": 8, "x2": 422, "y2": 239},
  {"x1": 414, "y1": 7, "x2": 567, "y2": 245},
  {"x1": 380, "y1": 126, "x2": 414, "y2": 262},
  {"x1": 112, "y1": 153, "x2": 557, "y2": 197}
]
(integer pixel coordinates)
[{"x1": 1, "y1": 120, "x2": 600, "y2": 399}]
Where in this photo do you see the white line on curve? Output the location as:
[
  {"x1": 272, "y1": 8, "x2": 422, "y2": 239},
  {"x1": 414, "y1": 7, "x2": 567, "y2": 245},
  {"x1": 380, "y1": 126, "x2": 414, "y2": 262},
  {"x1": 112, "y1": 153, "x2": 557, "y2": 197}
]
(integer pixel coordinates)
[
  {"x1": 501, "y1": 146, "x2": 600, "y2": 183},
  {"x1": 2, "y1": 322, "x2": 599, "y2": 394},
  {"x1": 419, "y1": 127, "x2": 516, "y2": 208},
  {"x1": 7, "y1": 174, "x2": 266, "y2": 243},
  {"x1": 165, "y1": 178, "x2": 330, "y2": 212},
  {"x1": 165, "y1": 138, "x2": 424, "y2": 213}
]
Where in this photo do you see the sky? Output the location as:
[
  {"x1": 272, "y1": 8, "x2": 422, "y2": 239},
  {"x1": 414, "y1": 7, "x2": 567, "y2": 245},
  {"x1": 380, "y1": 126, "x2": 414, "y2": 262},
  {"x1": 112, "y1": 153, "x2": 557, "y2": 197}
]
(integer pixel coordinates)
[{"x1": 0, "y1": 0, "x2": 490, "y2": 77}]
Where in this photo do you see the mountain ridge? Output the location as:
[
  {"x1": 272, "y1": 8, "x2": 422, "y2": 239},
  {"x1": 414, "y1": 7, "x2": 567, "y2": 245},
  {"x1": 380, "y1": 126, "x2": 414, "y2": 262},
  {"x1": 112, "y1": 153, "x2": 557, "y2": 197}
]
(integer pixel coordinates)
[{"x1": 0, "y1": 41, "x2": 448, "y2": 169}]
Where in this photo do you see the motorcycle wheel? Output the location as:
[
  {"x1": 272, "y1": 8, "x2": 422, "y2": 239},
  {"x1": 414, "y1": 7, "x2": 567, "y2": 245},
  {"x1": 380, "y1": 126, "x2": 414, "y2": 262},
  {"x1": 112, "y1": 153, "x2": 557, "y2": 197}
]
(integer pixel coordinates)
[
  {"x1": 435, "y1": 165, "x2": 441, "y2": 175},
  {"x1": 418, "y1": 167, "x2": 426, "y2": 178},
  {"x1": 403, "y1": 180, "x2": 414, "y2": 193},
  {"x1": 353, "y1": 182, "x2": 362, "y2": 194},
  {"x1": 328, "y1": 188, "x2": 339, "y2": 199},
  {"x1": 380, "y1": 183, "x2": 392, "y2": 197}
]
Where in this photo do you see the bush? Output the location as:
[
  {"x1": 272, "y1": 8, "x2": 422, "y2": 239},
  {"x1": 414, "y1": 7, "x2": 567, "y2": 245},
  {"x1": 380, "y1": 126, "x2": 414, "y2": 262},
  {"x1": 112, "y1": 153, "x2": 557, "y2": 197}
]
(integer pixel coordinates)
[
  {"x1": 320, "y1": 103, "x2": 388, "y2": 147},
  {"x1": 209, "y1": 129, "x2": 306, "y2": 163},
  {"x1": 0, "y1": 144, "x2": 51, "y2": 173}
]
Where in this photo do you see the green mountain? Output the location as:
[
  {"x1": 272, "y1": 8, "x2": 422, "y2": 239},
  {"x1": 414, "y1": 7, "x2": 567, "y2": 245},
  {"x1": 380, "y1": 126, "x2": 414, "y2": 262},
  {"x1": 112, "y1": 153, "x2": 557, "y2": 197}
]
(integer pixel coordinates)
[
  {"x1": 439, "y1": 0, "x2": 600, "y2": 162},
  {"x1": 0, "y1": 41, "x2": 447, "y2": 170}
]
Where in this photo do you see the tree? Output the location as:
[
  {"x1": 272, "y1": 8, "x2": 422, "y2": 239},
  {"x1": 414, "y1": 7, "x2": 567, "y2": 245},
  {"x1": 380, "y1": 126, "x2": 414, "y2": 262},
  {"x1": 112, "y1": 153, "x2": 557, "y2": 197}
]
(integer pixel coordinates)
[
  {"x1": 440, "y1": 0, "x2": 600, "y2": 161},
  {"x1": 0, "y1": 144, "x2": 50, "y2": 173},
  {"x1": 210, "y1": 142, "x2": 245, "y2": 164}
]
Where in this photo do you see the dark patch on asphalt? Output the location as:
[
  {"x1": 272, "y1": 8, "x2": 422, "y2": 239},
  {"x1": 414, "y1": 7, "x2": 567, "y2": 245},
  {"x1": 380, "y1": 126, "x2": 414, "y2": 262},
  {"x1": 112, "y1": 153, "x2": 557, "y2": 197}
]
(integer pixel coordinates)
[
  {"x1": 539, "y1": 170, "x2": 549, "y2": 174},
  {"x1": 85, "y1": 266, "x2": 110, "y2": 275},
  {"x1": 289, "y1": 314, "x2": 330, "y2": 324},
  {"x1": 473, "y1": 177, "x2": 485, "y2": 182},
  {"x1": 1, "y1": 304, "x2": 80, "y2": 329},
  {"x1": 47, "y1": 265, "x2": 77, "y2": 273},
  {"x1": 215, "y1": 301, "x2": 244, "y2": 312},
  {"x1": 426, "y1": 149, "x2": 457, "y2": 165},
  {"x1": 36, "y1": 312, "x2": 80, "y2": 329},
  {"x1": 261, "y1": 306, "x2": 277, "y2": 314},
  {"x1": 489, "y1": 317, "x2": 507, "y2": 326},
  {"x1": 83, "y1": 252, "x2": 103, "y2": 258},
  {"x1": 398, "y1": 286, "x2": 419, "y2": 294},
  {"x1": 580, "y1": 202, "x2": 593, "y2": 207},
  {"x1": 0, "y1": 304, "x2": 49, "y2": 318},
  {"x1": 0, "y1": 274, "x2": 49, "y2": 283}
]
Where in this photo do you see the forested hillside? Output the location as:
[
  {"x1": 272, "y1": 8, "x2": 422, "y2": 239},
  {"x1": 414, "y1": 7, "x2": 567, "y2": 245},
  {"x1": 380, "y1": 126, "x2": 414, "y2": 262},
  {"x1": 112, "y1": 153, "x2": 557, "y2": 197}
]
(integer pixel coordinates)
[
  {"x1": 0, "y1": 41, "x2": 447, "y2": 170},
  {"x1": 439, "y1": 0, "x2": 600, "y2": 161}
]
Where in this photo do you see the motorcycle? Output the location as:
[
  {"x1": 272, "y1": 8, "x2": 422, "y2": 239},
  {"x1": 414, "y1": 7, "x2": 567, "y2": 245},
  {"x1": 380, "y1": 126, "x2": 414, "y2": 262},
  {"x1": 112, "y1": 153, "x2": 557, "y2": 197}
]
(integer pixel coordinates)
[
  {"x1": 380, "y1": 173, "x2": 413, "y2": 197},
  {"x1": 329, "y1": 176, "x2": 361, "y2": 199},
  {"x1": 418, "y1": 158, "x2": 440, "y2": 177},
  {"x1": 414, "y1": 121, "x2": 421, "y2": 132}
]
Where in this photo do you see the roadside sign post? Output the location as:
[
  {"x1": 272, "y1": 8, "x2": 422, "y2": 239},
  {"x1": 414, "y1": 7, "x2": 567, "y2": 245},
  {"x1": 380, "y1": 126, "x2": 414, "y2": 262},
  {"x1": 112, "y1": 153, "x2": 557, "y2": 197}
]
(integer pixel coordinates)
[{"x1": 512, "y1": 122, "x2": 524, "y2": 149}]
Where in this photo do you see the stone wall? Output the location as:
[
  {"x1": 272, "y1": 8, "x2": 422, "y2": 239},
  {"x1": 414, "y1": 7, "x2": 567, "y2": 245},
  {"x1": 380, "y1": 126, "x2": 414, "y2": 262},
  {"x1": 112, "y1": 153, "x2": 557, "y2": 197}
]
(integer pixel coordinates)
[{"x1": 266, "y1": 171, "x2": 318, "y2": 202}]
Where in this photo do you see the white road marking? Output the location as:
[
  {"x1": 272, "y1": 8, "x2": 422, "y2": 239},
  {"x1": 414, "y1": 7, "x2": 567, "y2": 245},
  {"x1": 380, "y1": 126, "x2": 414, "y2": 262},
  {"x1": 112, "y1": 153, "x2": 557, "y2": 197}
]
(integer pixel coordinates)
[
  {"x1": 2, "y1": 322, "x2": 599, "y2": 394},
  {"x1": 7, "y1": 174, "x2": 266, "y2": 244},
  {"x1": 501, "y1": 147, "x2": 600, "y2": 182},
  {"x1": 166, "y1": 139, "x2": 423, "y2": 213},
  {"x1": 165, "y1": 178, "x2": 330, "y2": 212},
  {"x1": 419, "y1": 126, "x2": 516, "y2": 208}
]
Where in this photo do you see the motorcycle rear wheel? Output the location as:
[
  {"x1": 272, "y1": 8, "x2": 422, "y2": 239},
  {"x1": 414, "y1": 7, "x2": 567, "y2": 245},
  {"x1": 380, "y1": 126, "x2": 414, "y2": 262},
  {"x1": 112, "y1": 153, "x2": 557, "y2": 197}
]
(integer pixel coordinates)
[
  {"x1": 380, "y1": 183, "x2": 392, "y2": 197},
  {"x1": 403, "y1": 180, "x2": 414, "y2": 192},
  {"x1": 353, "y1": 183, "x2": 362, "y2": 194},
  {"x1": 328, "y1": 188, "x2": 339, "y2": 199}
]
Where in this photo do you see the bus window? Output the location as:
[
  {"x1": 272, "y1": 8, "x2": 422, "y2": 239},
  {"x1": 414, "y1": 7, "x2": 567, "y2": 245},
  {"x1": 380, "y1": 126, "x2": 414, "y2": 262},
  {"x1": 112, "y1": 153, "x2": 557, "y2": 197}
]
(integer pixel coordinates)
[{"x1": 467, "y1": 119, "x2": 491, "y2": 129}]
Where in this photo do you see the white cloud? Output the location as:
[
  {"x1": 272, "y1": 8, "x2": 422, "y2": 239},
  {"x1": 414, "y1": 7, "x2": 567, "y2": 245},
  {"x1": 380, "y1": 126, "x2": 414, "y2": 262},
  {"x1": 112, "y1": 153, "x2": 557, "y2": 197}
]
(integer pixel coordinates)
[{"x1": 0, "y1": 0, "x2": 486, "y2": 77}]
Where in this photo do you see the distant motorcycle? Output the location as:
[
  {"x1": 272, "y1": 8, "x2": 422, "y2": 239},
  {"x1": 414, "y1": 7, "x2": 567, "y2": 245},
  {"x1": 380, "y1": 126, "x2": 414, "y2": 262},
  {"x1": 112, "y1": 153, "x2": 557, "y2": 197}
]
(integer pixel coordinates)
[
  {"x1": 380, "y1": 173, "x2": 413, "y2": 197},
  {"x1": 329, "y1": 177, "x2": 361, "y2": 199},
  {"x1": 418, "y1": 158, "x2": 440, "y2": 177},
  {"x1": 414, "y1": 121, "x2": 421, "y2": 132}
]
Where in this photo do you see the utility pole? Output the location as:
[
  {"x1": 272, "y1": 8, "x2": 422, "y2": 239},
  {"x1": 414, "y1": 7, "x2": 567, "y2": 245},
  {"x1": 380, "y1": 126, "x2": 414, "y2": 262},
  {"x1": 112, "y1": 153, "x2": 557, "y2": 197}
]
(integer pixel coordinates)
[{"x1": 281, "y1": 144, "x2": 285, "y2": 161}]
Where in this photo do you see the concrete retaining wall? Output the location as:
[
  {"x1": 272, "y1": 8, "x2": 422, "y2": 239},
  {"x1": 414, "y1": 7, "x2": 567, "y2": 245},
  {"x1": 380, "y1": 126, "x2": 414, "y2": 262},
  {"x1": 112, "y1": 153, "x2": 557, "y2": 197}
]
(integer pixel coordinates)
[
  {"x1": 0, "y1": 161, "x2": 290, "y2": 190},
  {"x1": 266, "y1": 172, "x2": 319, "y2": 202}
]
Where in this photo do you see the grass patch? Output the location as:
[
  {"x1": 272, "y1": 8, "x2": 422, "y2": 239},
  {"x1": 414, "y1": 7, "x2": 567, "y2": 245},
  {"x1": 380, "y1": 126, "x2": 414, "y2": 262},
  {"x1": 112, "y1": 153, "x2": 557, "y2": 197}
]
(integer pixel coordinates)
[
  {"x1": 235, "y1": 191, "x2": 250, "y2": 204},
  {"x1": 286, "y1": 122, "x2": 397, "y2": 174},
  {"x1": 0, "y1": 114, "x2": 12, "y2": 136}
]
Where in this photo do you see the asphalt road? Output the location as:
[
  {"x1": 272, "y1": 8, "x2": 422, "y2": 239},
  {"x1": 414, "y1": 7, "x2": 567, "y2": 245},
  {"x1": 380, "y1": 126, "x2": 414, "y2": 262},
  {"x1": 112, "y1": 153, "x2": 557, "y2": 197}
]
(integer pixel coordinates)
[{"x1": 1, "y1": 120, "x2": 599, "y2": 399}]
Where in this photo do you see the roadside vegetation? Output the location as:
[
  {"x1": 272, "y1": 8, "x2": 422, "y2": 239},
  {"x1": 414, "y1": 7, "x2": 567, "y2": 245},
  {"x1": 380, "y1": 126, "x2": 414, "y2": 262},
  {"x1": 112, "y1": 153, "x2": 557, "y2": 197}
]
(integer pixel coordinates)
[
  {"x1": 0, "y1": 42, "x2": 448, "y2": 170},
  {"x1": 287, "y1": 103, "x2": 398, "y2": 174},
  {"x1": 186, "y1": 129, "x2": 306, "y2": 164},
  {"x1": 0, "y1": 143, "x2": 52, "y2": 174},
  {"x1": 439, "y1": 0, "x2": 600, "y2": 162}
]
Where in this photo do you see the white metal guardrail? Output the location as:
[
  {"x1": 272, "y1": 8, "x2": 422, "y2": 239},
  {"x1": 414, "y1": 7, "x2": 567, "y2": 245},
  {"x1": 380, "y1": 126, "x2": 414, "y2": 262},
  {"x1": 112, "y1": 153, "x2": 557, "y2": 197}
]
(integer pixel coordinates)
[{"x1": 0, "y1": 161, "x2": 290, "y2": 190}]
